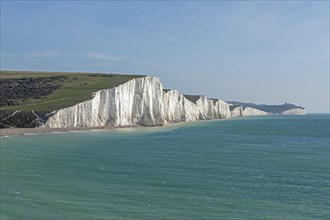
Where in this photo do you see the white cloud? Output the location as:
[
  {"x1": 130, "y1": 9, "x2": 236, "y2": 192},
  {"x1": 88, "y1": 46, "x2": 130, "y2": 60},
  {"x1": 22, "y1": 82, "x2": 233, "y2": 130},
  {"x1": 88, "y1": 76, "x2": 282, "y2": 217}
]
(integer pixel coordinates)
[
  {"x1": 86, "y1": 52, "x2": 124, "y2": 62},
  {"x1": 3, "y1": 49, "x2": 63, "y2": 58},
  {"x1": 31, "y1": 49, "x2": 62, "y2": 57}
]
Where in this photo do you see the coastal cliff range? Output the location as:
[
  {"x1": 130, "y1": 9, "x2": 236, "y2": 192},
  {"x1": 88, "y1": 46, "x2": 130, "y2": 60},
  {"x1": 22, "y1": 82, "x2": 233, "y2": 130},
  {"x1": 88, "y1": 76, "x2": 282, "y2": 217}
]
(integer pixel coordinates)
[
  {"x1": 228, "y1": 101, "x2": 305, "y2": 117},
  {"x1": 44, "y1": 76, "x2": 232, "y2": 128},
  {"x1": 0, "y1": 71, "x2": 305, "y2": 128}
]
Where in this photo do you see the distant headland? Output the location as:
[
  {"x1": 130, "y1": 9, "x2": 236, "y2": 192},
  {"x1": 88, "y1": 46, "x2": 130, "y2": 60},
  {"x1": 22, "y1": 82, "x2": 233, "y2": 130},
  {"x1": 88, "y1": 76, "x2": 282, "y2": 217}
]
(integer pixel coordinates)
[{"x1": 0, "y1": 70, "x2": 305, "y2": 129}]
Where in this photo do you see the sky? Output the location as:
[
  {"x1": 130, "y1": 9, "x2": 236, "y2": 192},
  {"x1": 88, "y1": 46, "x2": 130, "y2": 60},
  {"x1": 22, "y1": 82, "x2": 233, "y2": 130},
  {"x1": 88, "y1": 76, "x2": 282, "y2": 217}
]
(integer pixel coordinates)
[{"x1": 1, "y1": 1, "x2": 329, "y2": 113}]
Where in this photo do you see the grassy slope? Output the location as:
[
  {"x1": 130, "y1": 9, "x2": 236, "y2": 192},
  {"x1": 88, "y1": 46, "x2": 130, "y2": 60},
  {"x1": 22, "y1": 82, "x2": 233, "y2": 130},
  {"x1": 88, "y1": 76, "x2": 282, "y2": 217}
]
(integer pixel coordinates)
[{"x1": 0, "y1": 70, "x2": 144, "y2": 111}]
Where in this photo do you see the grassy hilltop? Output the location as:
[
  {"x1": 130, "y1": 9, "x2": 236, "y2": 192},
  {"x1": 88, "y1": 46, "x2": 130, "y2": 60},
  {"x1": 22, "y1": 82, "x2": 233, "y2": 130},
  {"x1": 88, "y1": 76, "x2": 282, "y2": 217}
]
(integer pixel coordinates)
[{"x1": 0, "y1": 70, "x2": 143, "y2": 112}]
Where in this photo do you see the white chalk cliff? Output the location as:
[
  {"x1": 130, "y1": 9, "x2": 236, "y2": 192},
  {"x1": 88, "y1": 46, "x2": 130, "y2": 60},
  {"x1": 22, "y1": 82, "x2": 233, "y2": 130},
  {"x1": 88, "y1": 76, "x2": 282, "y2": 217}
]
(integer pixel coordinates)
[
  {"x1": 230, "y1": 106, "x2": 243, "y2": 117},
  {"x1": 44, "y1": 76, "x2": 231, "y2": 128},
  {"x1": 230, "y1": 106, "x2": 269, "y2": 117},
  {"x1": 43, "y1": 76, "x2": 305, "y2": 128},
  {"x1": 281, "y1": 108, "x2": 305, "y2": 115},
  {"x1": 242, "y1": 107, "x2": 269, "y2": 116},
  {"x1": 163, "y1": 90, "x2": 198, "y2": 123}
]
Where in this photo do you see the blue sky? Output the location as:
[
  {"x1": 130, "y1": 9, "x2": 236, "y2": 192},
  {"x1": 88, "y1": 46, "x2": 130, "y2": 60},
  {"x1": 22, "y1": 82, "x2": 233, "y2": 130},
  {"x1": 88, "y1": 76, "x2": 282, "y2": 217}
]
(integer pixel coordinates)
[{"x1": 1, "y1": 1, "x2": 329, "y2": 112}]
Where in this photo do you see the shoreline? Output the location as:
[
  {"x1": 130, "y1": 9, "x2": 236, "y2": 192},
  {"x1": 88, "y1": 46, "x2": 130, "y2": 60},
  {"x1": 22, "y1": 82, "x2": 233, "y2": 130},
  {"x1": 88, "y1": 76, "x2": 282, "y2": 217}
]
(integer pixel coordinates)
[
  {"x1": 0, "y1": 125, "x2": 140, "y2": 138},
  {"x1": 0, "y1": 114, "x2": 312, "y2": 138}
]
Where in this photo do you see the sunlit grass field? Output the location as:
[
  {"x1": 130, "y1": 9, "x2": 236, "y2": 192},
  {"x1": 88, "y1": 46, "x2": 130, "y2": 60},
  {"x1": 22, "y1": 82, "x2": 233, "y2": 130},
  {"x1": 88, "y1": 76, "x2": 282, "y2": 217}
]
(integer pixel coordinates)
[{"x1": 0, "y1": 70, "x2": 143, "y2": 111}]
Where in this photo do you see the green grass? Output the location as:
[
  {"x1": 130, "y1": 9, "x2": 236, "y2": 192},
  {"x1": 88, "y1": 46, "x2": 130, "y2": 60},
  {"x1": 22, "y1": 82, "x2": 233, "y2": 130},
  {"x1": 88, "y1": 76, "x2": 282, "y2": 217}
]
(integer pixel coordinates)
[{"x1": 0, "y1": 70, "x2": 144, "y2": 111}]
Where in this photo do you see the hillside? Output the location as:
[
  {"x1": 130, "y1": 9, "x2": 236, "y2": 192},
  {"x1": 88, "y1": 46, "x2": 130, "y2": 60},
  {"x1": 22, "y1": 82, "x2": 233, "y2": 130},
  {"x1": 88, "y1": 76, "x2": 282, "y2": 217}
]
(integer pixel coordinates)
[
  {"x1": 0, "y1": 70, "x2": 144, "y2": 111},
  {"x1": 227, "y1": 101, "x2": 305, "y2": 114}
]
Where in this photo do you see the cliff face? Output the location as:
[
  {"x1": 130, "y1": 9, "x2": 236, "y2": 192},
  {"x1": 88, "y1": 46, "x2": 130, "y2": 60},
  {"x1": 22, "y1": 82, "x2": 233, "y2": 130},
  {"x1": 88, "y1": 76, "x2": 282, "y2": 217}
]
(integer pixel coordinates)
[
  {"x1": 45, "y1": 76, "x2": 165, "y2": 128},
  {"x1": 45, "y1": 77, "x2": 231, "y2": 128},
  {"x1": 214, "y1": 99, "x2": 231, "y2": 119},
  {"x1": 163, "y1": 92, "x2": 231, "y2": 123},
  {"x1": 242, "y1": 107, "x2": 269, "y2": 116},
  {"x1": 43, "y1": 76, "x2": 305, "y2": 128},
  {"x1": 163, "y1": 90, "x2": 198, "y2": 123},
  {"x1": 195, "y1": 96, "x2": 230, "y2": 119},
  {"x1": 281, "y1": 108, "x2": 305, "y2": 115},
  {"x1": 230, "y1": 106, "x2": 243, "y2": 117},
  {"x1": 230, "y1": 106, "x2": 306, "y2": 117},
  {"x1": 230, "y1": 106, "x2": 269, "y2": 117}
]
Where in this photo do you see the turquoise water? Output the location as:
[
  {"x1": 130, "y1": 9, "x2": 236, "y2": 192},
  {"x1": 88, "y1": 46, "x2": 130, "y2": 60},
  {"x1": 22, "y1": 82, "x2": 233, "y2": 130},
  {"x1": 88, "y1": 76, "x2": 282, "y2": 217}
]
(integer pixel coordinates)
[{"x1": 1, "y1": 115, "x2": 329, "y2": 219}]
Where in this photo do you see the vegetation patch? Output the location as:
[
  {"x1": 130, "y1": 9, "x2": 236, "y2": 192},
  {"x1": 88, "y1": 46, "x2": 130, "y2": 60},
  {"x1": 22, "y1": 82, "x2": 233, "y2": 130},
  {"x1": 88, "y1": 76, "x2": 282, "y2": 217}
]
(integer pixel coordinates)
[
  {"x1": 183, "y1": 95, "x2": 201, "y2": 104},
  {"x1": 208, "y1": 98, "x2": 218, "y2": 104},
  {"x1": 1, "y1": 76, "x2": 64, "y2": 106},
  {"x1": 163, "y1": 89, "x2": 172, "y2": 93},
  {"x1": 0, "y1": 70, "x2": 143, "y2": 112}
]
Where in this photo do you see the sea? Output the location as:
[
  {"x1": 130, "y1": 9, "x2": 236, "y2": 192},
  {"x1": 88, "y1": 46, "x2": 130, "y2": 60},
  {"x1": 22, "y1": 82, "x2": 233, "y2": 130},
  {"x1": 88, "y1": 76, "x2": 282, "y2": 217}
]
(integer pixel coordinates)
[{"x1": 1, "y1": 114, "x2": 329, "y2": 220}]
